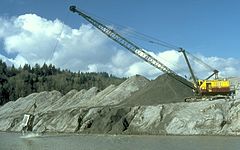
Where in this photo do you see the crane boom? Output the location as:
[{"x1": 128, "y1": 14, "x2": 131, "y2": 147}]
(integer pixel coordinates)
[
  {"x1": 69, "y1": 5, "x2": 194, "y2": 90},
  {"x1": 178, "y1": 48, "x2": 200, "y2": 94}
]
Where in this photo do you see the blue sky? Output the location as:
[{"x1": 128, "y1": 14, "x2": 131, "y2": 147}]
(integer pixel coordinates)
[
  {"x1": 0, "y1": 0, "x2": 239, "y2": 78},
  {"x1": 1, "y1": 0, "x2": 239, "y2": 57}
]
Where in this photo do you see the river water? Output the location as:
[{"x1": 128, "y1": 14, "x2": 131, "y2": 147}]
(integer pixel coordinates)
[{"x1": 0, "y1": 132, "x2": 239, "y2": 150}]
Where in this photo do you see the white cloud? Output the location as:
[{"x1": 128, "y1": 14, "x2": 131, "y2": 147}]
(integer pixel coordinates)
[
  {"x1": 0, "y1": 13, "x2": 239, "y2": 79},
  {"x1": 0, "y1": 54, "x2": 14, "y2": 66}
]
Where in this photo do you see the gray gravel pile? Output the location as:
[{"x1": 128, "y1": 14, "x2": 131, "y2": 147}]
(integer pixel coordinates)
[
  {"x1": 124, "y1": 74, "x2": 194, "y2": 106},
  {"x1": 0, "y1": 75, "x2": 240, "y2": 136}
]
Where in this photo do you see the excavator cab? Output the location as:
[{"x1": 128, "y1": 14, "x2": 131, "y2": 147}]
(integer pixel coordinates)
[{"x1": 198, "y1": 79, "x2": 231, "y2": 96}]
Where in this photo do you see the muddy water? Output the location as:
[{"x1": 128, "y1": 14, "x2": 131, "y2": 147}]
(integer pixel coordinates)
[{"x1": 0, "y1": 132, "x2": 239, "y2": 150}]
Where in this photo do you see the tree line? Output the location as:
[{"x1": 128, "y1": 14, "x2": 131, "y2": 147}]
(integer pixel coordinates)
[{"x1": 0, "y1": 60, "x2": 126, "y2": 105}]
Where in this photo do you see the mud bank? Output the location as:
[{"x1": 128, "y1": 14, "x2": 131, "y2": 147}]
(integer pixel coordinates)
[{"x1": 0, "y1": 75, "x2": 240, "y2": 135}]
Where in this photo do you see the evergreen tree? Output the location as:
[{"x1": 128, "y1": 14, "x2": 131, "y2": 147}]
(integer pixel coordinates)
[{"x1": 0, "y1": 60, "x2": 126, "y2": 105}]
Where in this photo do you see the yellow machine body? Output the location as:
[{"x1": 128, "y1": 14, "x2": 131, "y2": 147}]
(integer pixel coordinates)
[{"x1": 198, "y1": 79, "x2": 231, "y2": 95}]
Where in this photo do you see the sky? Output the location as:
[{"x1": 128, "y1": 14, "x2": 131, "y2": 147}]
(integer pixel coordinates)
[{"x1": 0, "y1": 0, "x2": 239, "y2": 79}]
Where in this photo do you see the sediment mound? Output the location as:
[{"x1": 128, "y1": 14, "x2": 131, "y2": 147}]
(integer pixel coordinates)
[
  {"x1": 1, "y1": 75, "x2": 240, "y2": 136},
  {"x1": 0, "y1": 75, "x2": 149, "y2": 132},
  {"x1": 124, "y1": 74, "x2": 194, "y2": 106}
]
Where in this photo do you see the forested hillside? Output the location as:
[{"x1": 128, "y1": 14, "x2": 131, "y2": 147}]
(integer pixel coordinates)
[{"x1": 0, "y1": 60, "x2": 125, "y2": 105}]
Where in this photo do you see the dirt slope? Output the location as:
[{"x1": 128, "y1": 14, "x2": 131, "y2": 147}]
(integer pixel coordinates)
[
  {"x1": 1, "y1": 75, "x2": 240, "y2": 136},
  {"x1": 123, "y1": 74, "x2": 194, "y2": 106}
]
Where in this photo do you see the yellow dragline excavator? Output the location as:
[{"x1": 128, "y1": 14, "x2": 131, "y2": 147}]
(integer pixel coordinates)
[{"x1": 69, "y1": 5, "x2": 235, "y2": 101}]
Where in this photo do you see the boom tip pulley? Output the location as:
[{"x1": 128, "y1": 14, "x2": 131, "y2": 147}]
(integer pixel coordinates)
[{"x1": 69, "y1": 5, "x2": 77, "y2": 13}]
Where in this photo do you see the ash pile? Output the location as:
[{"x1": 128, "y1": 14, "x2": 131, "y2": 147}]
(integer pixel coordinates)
[{"x1": 124, "y1": 74, "x2": 194, "y2": 106}]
